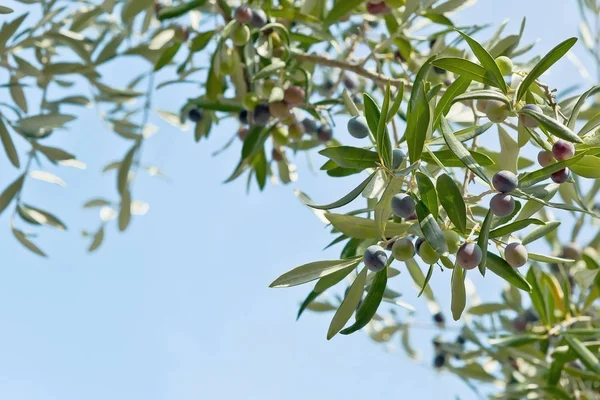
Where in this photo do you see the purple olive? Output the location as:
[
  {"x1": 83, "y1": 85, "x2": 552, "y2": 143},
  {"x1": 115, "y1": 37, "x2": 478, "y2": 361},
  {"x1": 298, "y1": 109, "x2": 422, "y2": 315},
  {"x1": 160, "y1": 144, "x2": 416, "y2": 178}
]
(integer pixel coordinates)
[
  {"x1": 188, "y1": 108, "x2": 202, "y2": 123},
  {"x1": 301, "y1": 118, "x2": 318, "y2": 134},
  {"x1": 391, "y1": 193, "x2": 416, "y2": 219},
  {"x1": 537, "y1": 150, "x2": 554, "y2": 167},
  {"x1": 519, "y1": 104, "x2": 542, "y2": 128},
  {"x1": 253, "y1": 104, "x2": 271, "y2": 126},
  {"x1": 552, "y1": 139, "x2": 575, "y2": 161},
  {"x1": 392, "y1": 148, "x2": 406, "y2": 169},
  {"x1": 490, "y1": 193, "x2": 515, "y2": 217},
  {"x1": 364, "y1": 245, "x2": 388, "y2": 272},
  {"x1": 317, "y1": 125, "x2": 333, "y2": 142},
  {"x1": 347, "y1": 116, "x2": 370, "y2": 139},
  {"x1": 456, "y1": 242, "x2": 482, "y2": 270},
  {"x1": 250, "y1": 8, "x2": 267, "y2": 28},
  {"x1": 551, "y1": 168, "x2": 570, "y2": 184},
  {"x1": 562, "y1": 243, "x2": 582, "y2": 261},
  {"x1": 492, "y1": 170, "x2": 518, "y2": 193},
  {"x1": 234, "y1": 5, "x2": 253, "y2": 24}
]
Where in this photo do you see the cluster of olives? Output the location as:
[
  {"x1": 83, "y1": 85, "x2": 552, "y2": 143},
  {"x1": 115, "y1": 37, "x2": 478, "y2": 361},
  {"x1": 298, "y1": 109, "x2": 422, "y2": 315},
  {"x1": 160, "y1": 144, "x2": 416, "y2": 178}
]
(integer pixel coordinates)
[{"x1": 231, "y1": 5, "x2": 267, "y2": 46}]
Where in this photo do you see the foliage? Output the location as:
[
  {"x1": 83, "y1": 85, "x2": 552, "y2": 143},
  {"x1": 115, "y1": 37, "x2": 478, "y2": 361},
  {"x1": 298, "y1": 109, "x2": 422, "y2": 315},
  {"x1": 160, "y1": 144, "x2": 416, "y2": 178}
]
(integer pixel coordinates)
[{"x1": 2, "y1": 0, "x2": 600, "y2": 398}]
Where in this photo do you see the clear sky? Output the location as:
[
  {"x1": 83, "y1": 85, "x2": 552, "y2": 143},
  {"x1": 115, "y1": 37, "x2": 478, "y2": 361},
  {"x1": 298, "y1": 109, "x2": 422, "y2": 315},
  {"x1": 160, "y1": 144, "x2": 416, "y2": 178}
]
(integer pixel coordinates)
[{"x1": 0, "y1": 1, "x2": 592, "y2": 399}]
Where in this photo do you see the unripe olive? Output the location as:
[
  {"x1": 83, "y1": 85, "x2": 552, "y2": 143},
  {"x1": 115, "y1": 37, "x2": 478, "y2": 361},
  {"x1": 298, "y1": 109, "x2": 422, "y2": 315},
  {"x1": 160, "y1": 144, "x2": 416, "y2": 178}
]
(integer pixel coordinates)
[
  {"x1": 283, "y1": 85, "x2": 305, "y2": 106},
  {"x1": 537, "y1": 150, "x2": 554, "y2": 167},
  {"x1": 269, "y1": 101, "x2": 290, "y2": 119},
  {"x1": 272, "y1": 126, "x2": 289, "y2": 146},
  {"x1": 495, "y1": 56, "x2": 513, "y2": 75},
  {"x1": 443, "y1": 230, "x2": 461, "y2": 254},
  {"x1": 551, "y1": 168, "x2": 570, "y2": 184},
  {"x1": 230, "y1": 23, "x2": 250, "y2": 47},
  {"x1": 456, "y1": 242, "x2": 482, "y2": 270},
  {"x1": 234, "y1": 5, "x2": 253, "y2": 24},
  {"x1": 289, "y1": 122, "x2": 305, "y2": 140},
  {"x1": 492, "y1": 170, "x2": 518, "y2": 193},
  {"x1": 347, "y1": 116, "x2": 370, "y2": 139},
  {"x1": 490, "y1": 193, "x2": 515, "y2": 217},
  {"x1": 552, "y1": 139, "x2": 575, "y2": 161},
  {"x1": 243, "y1": 94, "x2": 259, "y2": 112},
  {"x1": 391, "y1": 193, "x2": 416, "y2": 219},
  {"x1": 392, "y1": 238, "x2": 415, "y2": 261},
  {"x1": 364, "y1": 245, "x2": 388, "y2": 272},
  {"x1": 504, "y1": 242, "x2": 528, "y2": 268},
  {"x1": 519, "y1": 104, "x2": 542, "y2": 128},
  {"x1": 475, "y1": 99, "x2": 488, "y2": 113},
  {"x1": 485, "y1": 100, "x2": 509, "y2": 123},
  {"x1": 418, "y1": 241, "x2": 439, "y2": 264},
  {"x1": 392, "y1": 148, "x2": 406, "y2": 169}
]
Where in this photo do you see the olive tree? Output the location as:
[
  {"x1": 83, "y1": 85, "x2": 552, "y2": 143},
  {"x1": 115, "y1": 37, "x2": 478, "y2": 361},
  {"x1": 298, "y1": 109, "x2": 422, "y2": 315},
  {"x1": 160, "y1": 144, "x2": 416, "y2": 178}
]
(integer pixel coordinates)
[{"x1": 1, "y1": 0, "x2": 600, "y2": 398}]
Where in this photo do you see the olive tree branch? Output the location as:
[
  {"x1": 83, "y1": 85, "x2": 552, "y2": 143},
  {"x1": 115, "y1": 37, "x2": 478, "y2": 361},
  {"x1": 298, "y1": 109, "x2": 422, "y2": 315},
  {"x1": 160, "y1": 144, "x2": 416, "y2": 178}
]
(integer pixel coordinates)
[{"x1": 290, "y1": 51, "x2": 410, "y2": 89}]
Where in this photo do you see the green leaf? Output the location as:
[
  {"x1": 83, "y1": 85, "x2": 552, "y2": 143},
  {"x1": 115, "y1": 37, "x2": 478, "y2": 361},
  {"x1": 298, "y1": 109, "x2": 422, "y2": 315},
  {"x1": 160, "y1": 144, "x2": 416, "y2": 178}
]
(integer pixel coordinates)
[
  {"x1": 253, "y1": 60, "x2": 286, "y2": 80},
  {"x1": 418, "y1": 265, "x2": 435, "y2": 297},
  {"x1": 428, "y1": 123, "x2": 494, "y2": 146},
  {"x1": 376, "y1": 83, "x2": 393, "y2": 168},
  {"x1": 374, "y1": 176, "x2": 404, "y2": 239},
  {"x1": 387, "y1": 82, "x2": 405, "y2": 123},
  {"x1": 522, "y1": 221, "x2": 561, "y2": 245},
  {"x1": 12, "y1": 228, "x2": 46, "y2": 257},
  {"x1": 341, "y1": 267, "x2": 388, "y2": 335},
  {"x1": 154, "y1": 42, "x2": 181, "y2": 71},
  {"x1": 0, "y1": 118, "x2": 19, "y2": 168},
  {"x1": 117, "y1": 144, "x2": 138, "y2": 195},
  {"x1": 88, "y1": 226, "x2": 104, "y2": 252},
  {"x1": 498, "y1": 125, "x2": 519, "y2": 173},
  {"x1": 457, "y1": 31, "x2": 508, "y2": 93},
  {"x1": 0, "y1": 6, "x2": 13, "y2": 14},
  {"x1": 567, "y1": 85, "x2": 600, "y2": 130},
  {"x1": 422, "y1": 150, "x2": 494, "y2": 167},
  {"x1": 488, "y1": 219, "x2": 544, "y2": 239},
  {"x1": 18, "y1": 114, "x2": 75, "y2": 132},
  {"x1": 431, "y1": 58, "x2": 497, "y2": 86},
  {"x1": 489, "y1": 334, "x2": 546, "y2": 347},
  {"x1": 468, "y1": 303, "x2": 510, "y2": 315},
  {"x1": 433, "y1": 76, "x2": 471, "y2": 128},
  {"x1": 297, "y1": 290, "x2": 320, "y2": 320},
  {"x1": 451, "y1": 265, "x2": 466, "y2": 321},
  {"x1": 451, "y1": 89, "x2": 511, "y2": 106},
  {"x1": 416, "y1": 201, "x2": 448, "y2": 255},
  {"x1": 118, "y1": 189, "x2": 132, "y2": 232},
  {"x1": 519, "y1": 151, "x2": 587, "y2": 187},
  {"x1": 307, "y1": 172, "x2": 377, "y2": 210},
  {"x1": 518, "y1": 107, "x2": 583, "y2": 143},
  {"x1": 406, "y1": 258, "x2": 434, "y2": 300},
  {"x1": 527, "y1": 266, "x2": 548, "y2": 325},
  {"x1": 0, "y1": 174, "x2": 23, "y2": 215},
  {"x1": 564, "y1": 336, "x2": 600, "y2": 374},
  {"x1": 157, "y1": 0, "x2": 207, "y2": 20},
  {"x1": 325, "y1": 213, "x2": 411, "y2": 239},
  {"x1": 437, "y1": 174, "x2": 467, "y2": 233},
  {"x1": 416, "y1": 172, "x2": 438, "y2": 219},
  {"x1": 270, "y1": 257, "x2": 361, "y2": 288},
  {"x1": 476, "y1": 210, "x2": 493, "y2": 274},
  {"x1": 571, "y1": 155, "x2": 600, "y2": 178},
  {"x1": 487, "y1": 252, "x2": 532, "y2": 292},
  {"x1": 190, "y1": 30, "x2": 215, "y2": 52},
  {"x1": 323, "y1": 0, "x2": 362, "y2": 26},
  {"x1": 440, "y1": 116, "x2": 490, "y2": 184},
  {"x1": 516, "y1": 37, "x2": 578, "y2": 101},
  {"x1": 405, "y1": 81, "x2": 430, "y2": 163},
  {"x1": 314, "y1": 265, "x2": 356, "y2": 293},
  {"x1": 528, "y1": 253, "x2": 575, "y2": 264},
  {"x1": 319, "y1": 146, "x2": 379, "y2": 169},
  {"x1": 18, "y1": 204, "x2": 67, "y2": 230},
  {"x1": 327, "y1": 267, "x2": 368, "y2": 340}
]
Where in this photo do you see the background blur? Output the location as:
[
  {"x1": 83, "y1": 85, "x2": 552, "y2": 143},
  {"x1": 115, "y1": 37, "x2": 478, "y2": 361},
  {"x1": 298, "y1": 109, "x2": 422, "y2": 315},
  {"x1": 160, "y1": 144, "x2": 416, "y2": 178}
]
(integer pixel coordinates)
[{"x1": 0, "y1": 1, "x2": 593, "y2": 399}]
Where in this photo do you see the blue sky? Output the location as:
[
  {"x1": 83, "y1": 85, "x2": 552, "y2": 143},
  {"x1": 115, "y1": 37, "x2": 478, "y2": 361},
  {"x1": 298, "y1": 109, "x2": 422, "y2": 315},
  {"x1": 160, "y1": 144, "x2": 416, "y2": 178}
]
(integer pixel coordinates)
[{"x1": 0, "y1": 1, "x2": 592, "y2": 399}]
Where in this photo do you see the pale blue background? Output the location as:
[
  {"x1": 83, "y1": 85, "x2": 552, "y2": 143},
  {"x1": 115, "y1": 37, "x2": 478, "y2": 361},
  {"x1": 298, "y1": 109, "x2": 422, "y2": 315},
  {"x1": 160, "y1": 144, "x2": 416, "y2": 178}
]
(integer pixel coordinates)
[{"x1": 0, "y1": 1, "x2": 591, "y2": 399}]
